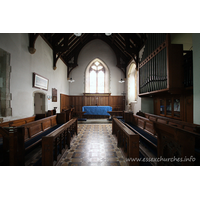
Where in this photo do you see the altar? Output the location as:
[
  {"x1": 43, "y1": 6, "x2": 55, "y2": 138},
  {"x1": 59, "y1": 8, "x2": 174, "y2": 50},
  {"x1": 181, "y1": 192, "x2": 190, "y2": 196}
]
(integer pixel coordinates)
[{"x1": 82, "y1": 106, "x2": 112, "y2": 116}]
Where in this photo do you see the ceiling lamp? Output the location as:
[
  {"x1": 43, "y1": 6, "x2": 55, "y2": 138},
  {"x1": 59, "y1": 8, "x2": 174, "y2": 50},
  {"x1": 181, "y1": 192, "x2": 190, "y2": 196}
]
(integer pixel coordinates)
[
  {"x1": 74, "y1": 33, "x2": 82, "y2": 37},
  {"x1": 68, "y1": 78, "x2": 75, "y2": 83},
  {"x1": 105, "y1": 33, "x2": 112, "y2": 36},
  {"x1": 119, "y1": 78, "x2": 125, "y2": 83}
]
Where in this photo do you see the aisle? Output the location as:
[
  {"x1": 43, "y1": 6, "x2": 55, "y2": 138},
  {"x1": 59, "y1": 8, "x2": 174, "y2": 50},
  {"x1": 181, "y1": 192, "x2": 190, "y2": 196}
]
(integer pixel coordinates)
[{"x1": 57, "y1": 124, "x2": 128, "y2": 166}]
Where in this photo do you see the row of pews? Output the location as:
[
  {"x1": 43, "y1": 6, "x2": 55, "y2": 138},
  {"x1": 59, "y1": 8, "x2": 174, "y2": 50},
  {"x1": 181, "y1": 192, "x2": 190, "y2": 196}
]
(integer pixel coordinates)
[
  {"x1": 0, "y1": 108, "x2": 76, "y2": 166},
  {"x1": 112, "y1": 111, "x2": 200, "y2": 166}
]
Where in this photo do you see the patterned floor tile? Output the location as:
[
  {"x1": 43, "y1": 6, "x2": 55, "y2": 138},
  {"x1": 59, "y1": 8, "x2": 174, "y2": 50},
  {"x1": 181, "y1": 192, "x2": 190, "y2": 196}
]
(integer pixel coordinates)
[
  {"x1": 57, "y1": 124, "x2": 128, "y2": 166},
  {"x1": 25, "y1": 123, "x2": 128, "y2": 166}
]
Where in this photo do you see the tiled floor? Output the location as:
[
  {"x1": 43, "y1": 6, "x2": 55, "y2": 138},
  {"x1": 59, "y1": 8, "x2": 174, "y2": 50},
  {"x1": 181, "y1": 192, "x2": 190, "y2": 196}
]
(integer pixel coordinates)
[{"x1": 57, "y1": 124, "x2": 128, "y2": 166}]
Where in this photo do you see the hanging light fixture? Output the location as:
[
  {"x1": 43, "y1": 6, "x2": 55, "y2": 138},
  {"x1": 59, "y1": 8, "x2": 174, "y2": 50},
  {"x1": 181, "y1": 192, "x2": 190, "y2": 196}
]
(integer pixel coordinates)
[
  {"x1": 119, "y1": 78, "x2": 125, "y2": 83},
  {"x1": 68, "y1": 77, "x2": 75, "y2": 83},
  {"x1": 105, "y1": 33, "x2": 112, "y2": 36},
  {"x1": 74, "y1": 33, "x2": 82, "y2": 37}
]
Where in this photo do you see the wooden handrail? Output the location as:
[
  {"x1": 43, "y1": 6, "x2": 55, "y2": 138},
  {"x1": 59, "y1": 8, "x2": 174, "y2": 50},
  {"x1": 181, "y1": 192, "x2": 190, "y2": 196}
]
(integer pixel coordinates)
[
  {"x1": 113, "y1": 118, "x2": 139, "y2": 166},
  {"x1": 42, "y1": 118, "x2": 77, "y2": 166}
]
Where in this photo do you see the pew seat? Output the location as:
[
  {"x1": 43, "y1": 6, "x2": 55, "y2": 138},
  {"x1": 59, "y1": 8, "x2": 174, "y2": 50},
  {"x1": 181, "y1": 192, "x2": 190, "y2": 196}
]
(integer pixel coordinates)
[
  {"x1": 0, "y1": 113, "x2": 68, "y2": 165},
  {"x1": 125, "y1": 123, "x2": 157, "y2": 148}
]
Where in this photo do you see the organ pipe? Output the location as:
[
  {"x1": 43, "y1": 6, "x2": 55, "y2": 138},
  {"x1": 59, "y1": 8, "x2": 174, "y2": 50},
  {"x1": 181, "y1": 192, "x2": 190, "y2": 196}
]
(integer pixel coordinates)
[{"x1": 139, "y1": 33, "x2": 167, "y2": 94}]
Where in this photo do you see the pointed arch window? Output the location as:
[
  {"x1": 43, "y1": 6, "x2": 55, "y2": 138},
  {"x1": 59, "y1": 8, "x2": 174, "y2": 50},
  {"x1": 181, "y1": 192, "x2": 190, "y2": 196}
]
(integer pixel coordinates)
[
  {"x1": 85, "y1": 59, "x2": 109, "y2": 93},
  {"x1": 128, "y1": 62, "x2": 137, "y2": 103},
  {"x1": 89, "y1": 61, "x2": 105, "y2": 93}
]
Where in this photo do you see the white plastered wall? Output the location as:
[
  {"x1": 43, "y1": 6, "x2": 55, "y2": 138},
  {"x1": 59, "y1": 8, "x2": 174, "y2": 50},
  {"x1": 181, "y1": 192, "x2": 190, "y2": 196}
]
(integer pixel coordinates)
[
  {"x1": 0, "y1": 34, "x2": 69, "y2": 121},
  {"x1": 69, "y1": 39, "x2": 125, "y2": 95}
]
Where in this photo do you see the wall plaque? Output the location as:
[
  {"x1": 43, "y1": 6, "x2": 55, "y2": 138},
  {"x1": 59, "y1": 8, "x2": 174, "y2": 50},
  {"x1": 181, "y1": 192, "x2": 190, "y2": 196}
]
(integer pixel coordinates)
[{"x1": 52, "y1": 88, "x2": 57, "y2": 102}]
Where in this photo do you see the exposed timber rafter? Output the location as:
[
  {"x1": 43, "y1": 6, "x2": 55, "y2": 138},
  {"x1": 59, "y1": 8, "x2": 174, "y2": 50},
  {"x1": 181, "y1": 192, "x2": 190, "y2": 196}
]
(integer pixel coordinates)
[
  {"x1": 28, "y1": 33, "x2": 40, "y2": 54},
  {"x1": 53, "y1": 33, "x2": 70, "y2": 70},
  {"x1": 33, "y1": 33, "x2": 145, "y2": 73}
]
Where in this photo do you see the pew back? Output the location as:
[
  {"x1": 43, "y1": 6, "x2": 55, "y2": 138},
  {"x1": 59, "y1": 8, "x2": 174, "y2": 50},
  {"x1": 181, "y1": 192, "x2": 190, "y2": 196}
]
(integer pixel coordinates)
[
  {"x1": 0, "y1": 116, "x2": 36, "y2": 128},
  {"x1": 145, "y1": 113, "x2": 200, "y2": 134},
  {"x1": 42, "y1": 118, "x2": 78, "y2": 166},
  {"x1": 154, "y1": 121, "x2": 196, "y2": 166},
  {"x1": 113, "y1": 118, "x2": 139, "y2": 166},
  {"x1": 132, "y1": 114, "x2": 157, "y2": 137},
  {"x1": 20, "y1": 115, "x2": 58, "y2": 142}
]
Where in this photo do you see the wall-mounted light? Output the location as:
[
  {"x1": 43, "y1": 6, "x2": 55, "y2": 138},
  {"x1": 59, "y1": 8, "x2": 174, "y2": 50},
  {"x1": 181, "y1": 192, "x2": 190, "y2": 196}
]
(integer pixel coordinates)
[
  {"x1": 119, "y1": 78, "x2": 125, "y2": 83},
  {"x1": 68, "y1": 78, "x2": 75, "y2": 83}
]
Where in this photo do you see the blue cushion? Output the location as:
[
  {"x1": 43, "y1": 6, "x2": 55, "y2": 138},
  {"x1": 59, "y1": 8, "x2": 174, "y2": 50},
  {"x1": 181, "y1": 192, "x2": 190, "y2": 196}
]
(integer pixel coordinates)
[
  {"x1": 126, "y1": 123, "x2": 157, "y2": 146},
  {"x1": 78, "y1": 118, "x2": 87, "y2": 121},
  {"x1": 119, "y1": 119, "x2": 125, "y2": 123},
  {"x1": 116, "y1": 116, "x2": 123, "y2": 119}
]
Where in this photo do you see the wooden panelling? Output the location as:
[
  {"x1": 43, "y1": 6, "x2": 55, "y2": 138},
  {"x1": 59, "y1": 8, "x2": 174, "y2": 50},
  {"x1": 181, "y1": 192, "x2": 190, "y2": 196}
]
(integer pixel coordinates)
[
  {"x1": 70, "y1": 96, "x2": 83, "y2": 112},
  {"x1": 60, "y1": 94, "x2": 70, "y2": 112},
  {"x1": 60, "y1": 93, "x2": 125, "y2": 117},
  {"x1": 153, "y1": 91, "x2": 193, "y2": 123},
  {"x1": 184, "y1": 93, "x2": 193, "y2": 123},
  {"x1": 109, "y1": 96, "x2": 124, "y2": 111}
]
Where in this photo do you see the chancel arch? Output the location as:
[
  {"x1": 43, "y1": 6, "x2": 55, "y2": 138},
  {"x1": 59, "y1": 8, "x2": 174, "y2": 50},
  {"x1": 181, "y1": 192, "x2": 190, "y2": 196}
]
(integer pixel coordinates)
[{"x1": 85, "y1": 58, "x2": 110, "y2": 93}]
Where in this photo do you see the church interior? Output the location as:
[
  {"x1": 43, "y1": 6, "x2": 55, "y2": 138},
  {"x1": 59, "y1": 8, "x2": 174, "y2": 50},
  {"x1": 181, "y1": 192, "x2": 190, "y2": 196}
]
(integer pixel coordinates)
[
  {"x1": 2, "y1": 2, "x2": 200, "y2": 199},
  {"x1": 0, "y1": 32, "x2": 200, "y2": 167}
]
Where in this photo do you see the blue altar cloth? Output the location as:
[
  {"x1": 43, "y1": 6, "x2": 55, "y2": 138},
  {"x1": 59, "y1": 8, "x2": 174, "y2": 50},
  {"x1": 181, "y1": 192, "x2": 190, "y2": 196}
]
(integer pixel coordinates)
[{"x1": 82, "y1": 106, "x2": 112, "y2": 116}]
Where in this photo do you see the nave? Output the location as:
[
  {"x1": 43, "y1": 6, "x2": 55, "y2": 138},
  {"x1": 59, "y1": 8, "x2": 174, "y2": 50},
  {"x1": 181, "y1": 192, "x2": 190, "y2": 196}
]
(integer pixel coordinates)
[{"x1": 25, "y1": 121, "x2": 129, "y2": 166}]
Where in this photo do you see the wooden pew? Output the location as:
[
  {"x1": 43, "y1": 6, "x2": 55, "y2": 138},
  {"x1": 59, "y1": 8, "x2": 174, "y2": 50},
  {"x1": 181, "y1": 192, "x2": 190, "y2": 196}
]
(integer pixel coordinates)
[
  {"x1": 143, "y1": 112, "x2": 200, "y2": 164},
  {"x1": 42, "y1": 118, "x2": 77, "y2": 166},
  {"x1": 124, "y1": 112, "x2": 157, "y2": 148},
  {"x1": 1, "y1": 113, "x2": 66, "y2": 165},
  {"x1": 107, "y1": 111, "x2": 124, "y2": 118},
  {"x1": 112, "y1": 118, "x2": 139, "y2": 166},
  {"x1": 144, "y1": 112, "x2": 200, "y2": 134},
  {"x1": 154, "y1": 121, "x2": 197, "y2": 166},
  {"x1": 124, "y1": 112, "x2": 200, "y2": 165},
  {"x1": 0, "y1": 126, "x2": 25, "y2": 165},
  {"x1": 62, "y1": 108, "x2": 74, "y2": 122},
  {"x1": 0, "y1": 116, "x2": 37, "y2": 128}
]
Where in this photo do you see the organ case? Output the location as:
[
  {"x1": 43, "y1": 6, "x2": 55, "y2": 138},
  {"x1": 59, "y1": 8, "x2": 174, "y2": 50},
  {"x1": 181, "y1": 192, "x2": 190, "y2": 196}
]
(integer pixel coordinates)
[{"x1": 139, "y1": 33, "x2": 184, "y2": 96}]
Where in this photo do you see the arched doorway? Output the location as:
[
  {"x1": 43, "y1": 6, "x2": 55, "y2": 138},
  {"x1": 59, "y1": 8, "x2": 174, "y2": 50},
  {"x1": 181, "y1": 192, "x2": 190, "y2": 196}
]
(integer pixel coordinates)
[{"x1": 34, "y1": 92, "x2": 46, "y2": 114}]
